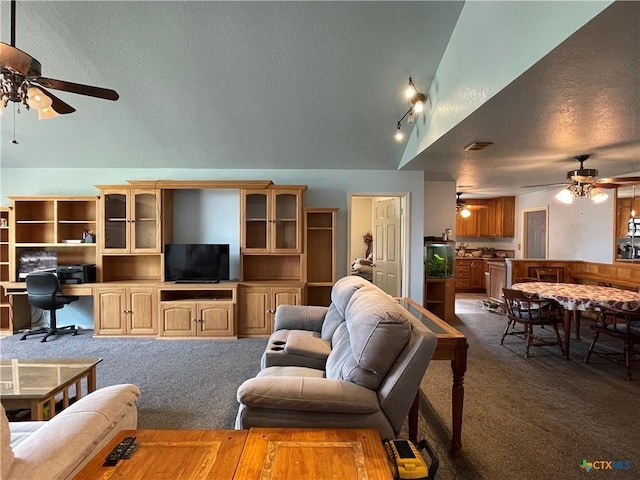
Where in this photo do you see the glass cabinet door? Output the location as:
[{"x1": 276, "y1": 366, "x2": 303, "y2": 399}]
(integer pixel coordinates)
[
  {"x1": 104, "y1": 193, "x2": 128, "y2": 250},
  {"x1": 132, "y1": 191, "x2": 159, "y2": 251},
  {"x1": 274, "y1": 192, "x2": 299, "y2": 251},
  {"x1": 244, "y1": 192, "x2": 268, "y2": 250}
]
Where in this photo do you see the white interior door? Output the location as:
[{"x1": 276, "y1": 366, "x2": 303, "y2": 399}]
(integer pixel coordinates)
[{"x1": 373, "y1": 197, "x2": 401, "y2": 296}]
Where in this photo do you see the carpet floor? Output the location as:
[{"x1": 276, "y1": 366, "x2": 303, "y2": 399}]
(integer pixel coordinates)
[{"x1": 1, "y1": 297, "x2": 638, "y2": 480}]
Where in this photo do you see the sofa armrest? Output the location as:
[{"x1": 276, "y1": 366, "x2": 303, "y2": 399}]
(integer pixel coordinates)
[
  {"x1": 237, "y1": 376, "x2": 379, "y2": 414},
  {"x1": 7, "y1": 384, "x2": 140, "y2": 480},
  {"x1": 273, "y1": 305, "x2": 329, "y2": 332}
]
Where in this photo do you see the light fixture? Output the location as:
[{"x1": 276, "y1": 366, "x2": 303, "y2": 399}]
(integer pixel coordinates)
[
  {"x1": 394, "y1": 122, "x2": 404, "y2": 142},
  {"x1": 394, "y1": 77, "x2": 428, "y2": 141},
  {"x1": 555, "y1": 182, "x2": 609, "y2": 204},
  {"x1": 459, "y1": 208, "x2": 471, "y2": 218}
]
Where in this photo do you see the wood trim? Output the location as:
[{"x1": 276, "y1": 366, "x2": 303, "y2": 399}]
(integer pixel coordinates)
[{"x1": 122, "y1": 180, "x2": 274, "y2": 190}]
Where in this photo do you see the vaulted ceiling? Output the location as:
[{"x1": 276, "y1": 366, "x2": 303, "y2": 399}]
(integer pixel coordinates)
[{"x1": 1, "y1": 1, "x2": 638, "y2": 197}]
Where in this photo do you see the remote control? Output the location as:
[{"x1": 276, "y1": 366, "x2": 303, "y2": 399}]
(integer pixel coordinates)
[{"x1": 103, "y1": 436, "x2": 137, "y2": 466}]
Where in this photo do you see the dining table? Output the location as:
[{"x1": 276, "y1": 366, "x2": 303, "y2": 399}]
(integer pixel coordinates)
[{"x1": 511, "y1": 282, "x2": 640, "y2": 358}]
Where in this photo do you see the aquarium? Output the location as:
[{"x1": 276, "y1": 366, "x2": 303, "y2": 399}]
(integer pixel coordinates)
[{"x1": 424, "y1": 241, "x2": 455, "y2": 278}]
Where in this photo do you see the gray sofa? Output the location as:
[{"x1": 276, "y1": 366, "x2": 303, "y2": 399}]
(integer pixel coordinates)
[
  {"x1": 1, "y1": 384, "x2": 140, "y2": 480},
  {"x1": 236, "y1": 278, "x2": 437, "y2": 440}
]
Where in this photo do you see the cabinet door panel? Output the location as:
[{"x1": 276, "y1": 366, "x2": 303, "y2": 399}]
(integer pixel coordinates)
[
  {"x1": 198, "y1": 303, "x2": 234, "y2": 337},
  {"x1": 129, "y1": 289, "x2": 156, "y2": 335},
  {"x1": 102, "y1": 193, "x2": 129, "y2": 252},
  {"x1": 132, "y1": 190, "x2": 161, "y2": 252},
  {"x1": 95, "y1": 289, "x2": 126, "y2": 335},
  {"x1": 161, "y1": 303, "x2": 197, "y2": 336},
  {"x1": 239, "y1": 288, "x2": 270, "y2": 335},
  {"x1": 273, "y1": 288, "x2": 301, "y2": 309},
  {"x1": 242, "y1": 191, "x2": 269, "y2": 252}
]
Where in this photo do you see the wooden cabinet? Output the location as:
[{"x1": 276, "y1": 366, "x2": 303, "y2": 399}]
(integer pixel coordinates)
[
  {"x1": 487, "y1": 261, "x2": 507, "y2": 304},
  {"x1": 241, "y1": 188, "x2": 304, "y2": 254},
  {"x1": 94, "y1": 286, "x2": 156, "y2": 335},
  {"x1": 456, "y1": 197, "x2": 515, "y2": 238},
  {"x1": 305, "y1": 208, "x2": 338, "y2": 306},
  {"x1": 238, "y1": 285, "x2": 301, "y2": 336},
  {"x1": 455, "y1": 259, "x2": 485, "y2": 292},
  {"x1": 0, "y1": 207, "x2": 10, "y2": 335},
  {"x1": 98, "y1": 187, "x2": 161, "y2": 254},
  {"x1": 456, "y1": 214, "x2": 477, "y2": 238},
  {"x1": 424, "y1": 277, "x2": 455, "y2": 323},
  {"x1": 490, "y1": 197, "x2": 515, "y2": 237},
  {"x1": 160, "y1": 301, "x2": 234, "y2": 337},
  {"x1": 9, "y1": 196, "x2": 98, "y2": 282},
  {"x1": 616, "y1": 197, "x2": 640, "y2": 239}
]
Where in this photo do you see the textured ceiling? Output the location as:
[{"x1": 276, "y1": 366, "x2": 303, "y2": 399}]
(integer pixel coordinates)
[{"x1": 1, "y1": 1, "x2": 638, "y2": 198}]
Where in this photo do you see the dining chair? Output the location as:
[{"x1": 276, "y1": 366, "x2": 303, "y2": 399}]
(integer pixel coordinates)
[
  {"x1": 532, "y1": 267, "x2": 562, "y2": 283},
  {"x1": 584, "y1": 305, "x2": 640, "y2": 381},
  {"x1": 501, "y1": 288, "x2": 564, "y2": 358}
]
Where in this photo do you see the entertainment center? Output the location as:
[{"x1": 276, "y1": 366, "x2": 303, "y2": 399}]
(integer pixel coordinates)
[{"x1": 1, "y1": 180, "x2": 338, "y2": 338}]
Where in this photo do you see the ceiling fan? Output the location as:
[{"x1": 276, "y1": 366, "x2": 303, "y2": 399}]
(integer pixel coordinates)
[
  {"x1": 456, "y1": 192, "x2": 488, "y2": 217},
  {"x1": 0, "y1": 0, "x2": 118, "y2": 120},
  {"x1": 522, "y1": 154, "x2": 640, "y2": 190}
]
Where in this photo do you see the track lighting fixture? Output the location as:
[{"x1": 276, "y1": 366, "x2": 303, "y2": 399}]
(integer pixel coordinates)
[{"x1": 394, "y1": 77, "x2": 427, "y2": 142}]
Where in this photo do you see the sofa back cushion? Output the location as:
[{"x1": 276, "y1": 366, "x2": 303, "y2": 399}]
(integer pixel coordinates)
[
  {"x1": 321, "y1": 276, "x2": 370, "y2": 341},
  {"x1": 1, "y1": 404, "x2": 15, "y2": 480},
  {"x1": 325, "y1": 286, "x2": 411, "y2": 390}
]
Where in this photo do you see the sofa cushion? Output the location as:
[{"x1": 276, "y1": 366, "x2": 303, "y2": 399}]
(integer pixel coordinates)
[
  {"x1": 321, "y1": 276, "x2": 369, "y2": 341},
  {"x1": 325, "y1": 287, "x2": 411, "y2": 390},
  {"x1": 1, "y1": 404, "x2": 14, "y2": 480}
]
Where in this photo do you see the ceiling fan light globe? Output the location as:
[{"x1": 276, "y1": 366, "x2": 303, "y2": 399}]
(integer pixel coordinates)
[
  {"x1": 37, "y1": 107, "x2": 58, "y2": 120},
  {"x1": 394, "y1": 130, "x2": 404, "y2": 142},
  {"x1": 555, "y1": 188, "x2": 574, "y2": 204},
  {"x1": 460, "y1": 208, "x2": 471, "y2": 218},
  {"x1": 26, "y1": 87, "x2": 52, "y2": 110},
  {"x1": 590, "y1": 188, "x2": 608, "y2": 203},
  {"x1": 405, "y1": 85, "x2": 417, "y2": 99}
]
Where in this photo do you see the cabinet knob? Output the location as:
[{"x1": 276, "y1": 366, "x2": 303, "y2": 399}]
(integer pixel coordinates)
[
  {"x1": 268, "y1": 310, "x2": 275, "y2": 315},
  {"x1": 193, "y1": 318, "x2": 198, "y2": 323}
]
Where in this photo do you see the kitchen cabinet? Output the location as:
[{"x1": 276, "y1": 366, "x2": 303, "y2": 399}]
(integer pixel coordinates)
[
  {"x1": 160, "y1": 301, "x2": 234, "y2": 337},
  {"x1": 98, "y1": 187, "x2": 162, "y2": 254},
  {"x1": 94, "y1": 286, "x2": 157, "y2": 335},
  {"x1": 456, "y1": 197, "x2": 515, "y2": 238},
  {"x1": 455, "y1": 259, "x2": 485, "y2": 292},
  {"x1": 238, "y1": 285, "x2": 301, "y2": 336}
]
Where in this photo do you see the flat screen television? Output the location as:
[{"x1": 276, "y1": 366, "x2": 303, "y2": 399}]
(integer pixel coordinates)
[{"x1": 164, "y1": 244, "x2": 230, "y2": 283}]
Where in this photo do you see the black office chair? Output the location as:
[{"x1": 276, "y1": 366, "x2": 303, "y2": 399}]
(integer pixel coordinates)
[{"x1": 21, "y1": 272, "x2": 79, "y2": 342}]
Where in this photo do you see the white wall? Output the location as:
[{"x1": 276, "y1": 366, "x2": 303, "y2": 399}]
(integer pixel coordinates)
[
  {"x1": 1, "y1": 168, "x2": 426, "y2": 328},
  {"x1": 424, "y1": 181, "x2": 456, "y2": 238},
  {"x1": 517, "y1": 189, "x2": 614, "y2": 262}
]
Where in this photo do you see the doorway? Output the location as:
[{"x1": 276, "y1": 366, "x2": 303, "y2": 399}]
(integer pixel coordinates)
[
  {"x1": 522, "y1": 207, "x2": 548, "y2": 259},
  {"x1": 347, "y1": 194, "x2": 409, "y2": 297}
]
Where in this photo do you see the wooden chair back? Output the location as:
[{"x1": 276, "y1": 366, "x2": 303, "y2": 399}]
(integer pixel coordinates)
[{"x1": 533, "y1": 267, "x2": 561, "y2": 283}]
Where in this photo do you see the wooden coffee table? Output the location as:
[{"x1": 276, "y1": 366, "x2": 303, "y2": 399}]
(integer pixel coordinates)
[
  {"x1": 73, "y1": 428, "x2": 393, "y2": 480},
  {"x1": 0, "y1": 358, "x2": 102, "y2": 420}
]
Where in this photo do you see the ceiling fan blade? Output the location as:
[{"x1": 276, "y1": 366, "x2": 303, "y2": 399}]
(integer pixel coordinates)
[
  {"x1": 594, "y1": 176, "x2": 640, "y2": 187},
  {"x1": 522, "y1": 182, "x2": 569, "y2": 188},
  {"x1": 35, "y1": 77, "x2": 119, "y2": 101},
  {"x1": 465, "y1": 204, "x2": 489, "y2": 211},
  {"x1": 38, "y1": 86, "x2": 76, "y2": 114}
]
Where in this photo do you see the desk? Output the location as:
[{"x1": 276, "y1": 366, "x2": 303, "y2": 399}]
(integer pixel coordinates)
[
  {"x1": 73, "y1": 428, "x2": 393, "y2": 480},
  {"x1": 511, "y1": 282, "x2": 640, "y2": 358},
  {"x1": 0, "y1": 358, "x2": 101, "y2": 420},
  {"x1": 398, "y1": 297, "x2": 468, "y2": 454}
]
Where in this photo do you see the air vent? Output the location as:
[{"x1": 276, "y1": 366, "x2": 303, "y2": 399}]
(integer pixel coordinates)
[{"x1": 464, "y1": 141, "x2": 493, "y2": 151}]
